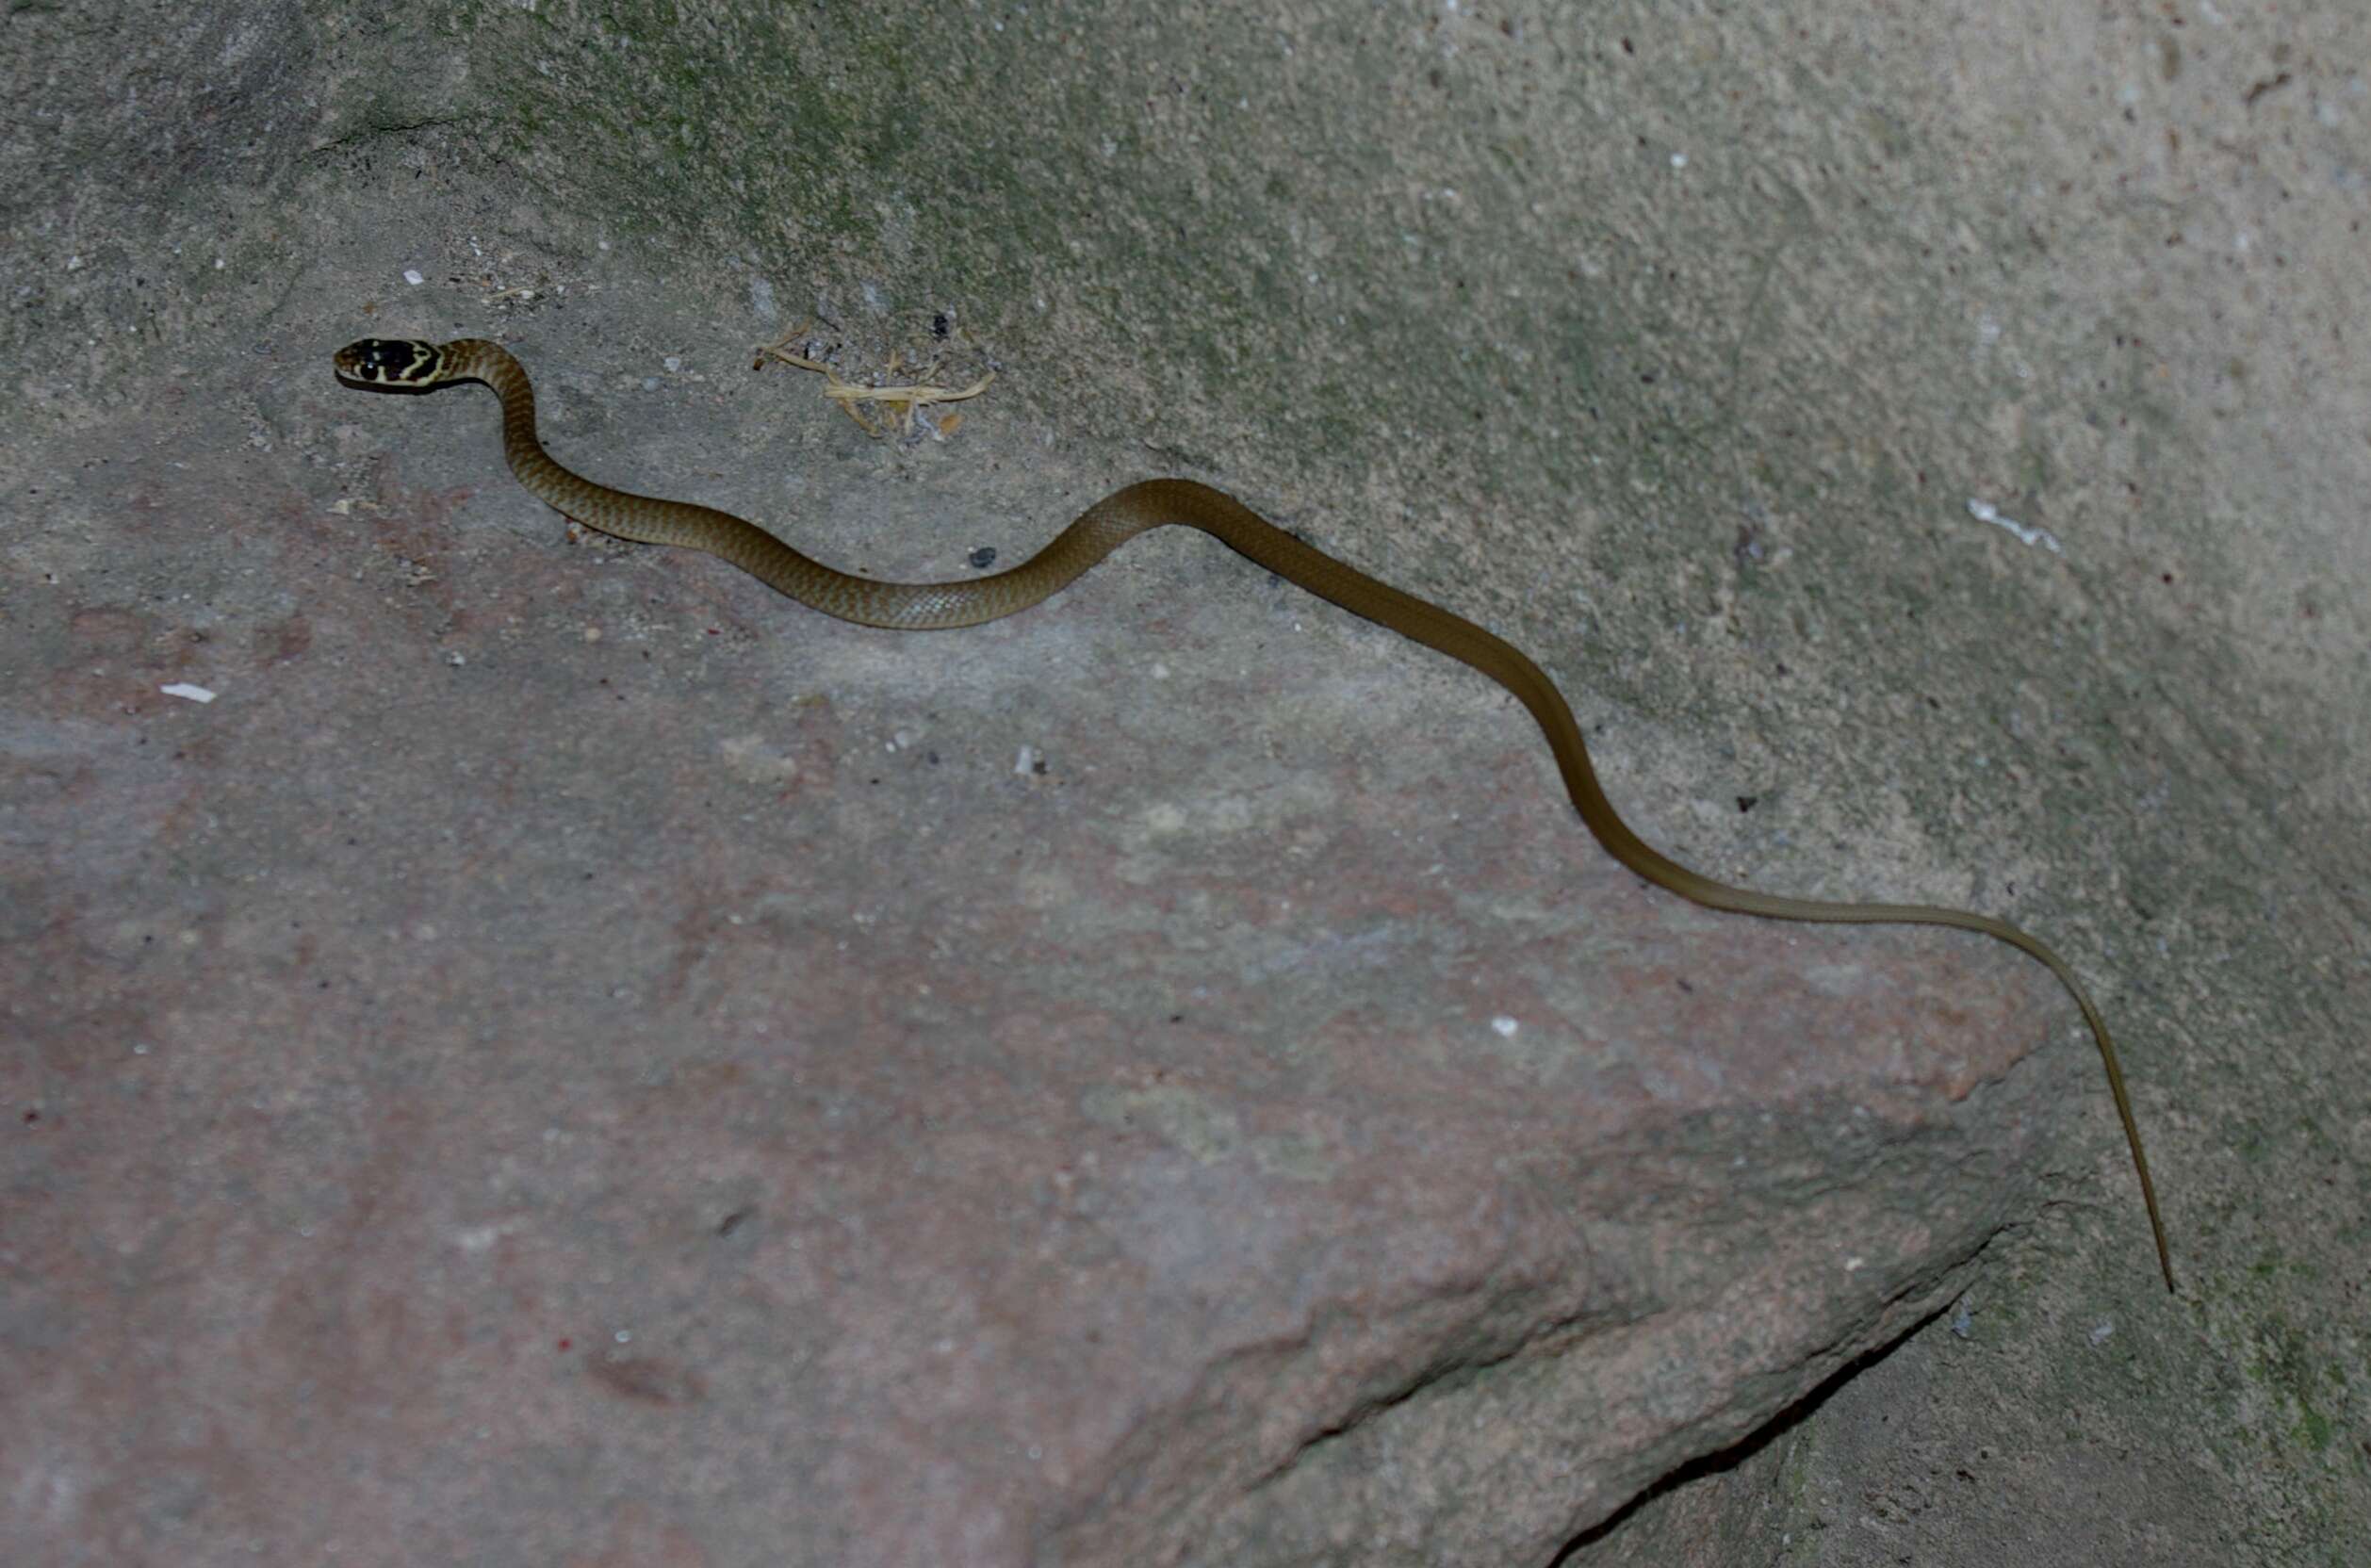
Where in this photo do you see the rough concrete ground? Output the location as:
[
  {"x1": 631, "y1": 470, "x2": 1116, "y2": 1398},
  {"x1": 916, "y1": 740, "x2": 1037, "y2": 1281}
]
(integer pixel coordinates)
[{"x1": 6, "y1": 0, "x2": 2368, "y2": 1563}]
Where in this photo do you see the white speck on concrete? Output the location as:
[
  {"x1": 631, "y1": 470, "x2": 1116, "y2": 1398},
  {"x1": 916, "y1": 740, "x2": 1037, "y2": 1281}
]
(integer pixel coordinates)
[
  {"x1": 1967, "y1": 498, "x2": 2064, "y2": 554},
  {"x1": 454, "y1": 1223, "x2": 509, "y2": 1253}
]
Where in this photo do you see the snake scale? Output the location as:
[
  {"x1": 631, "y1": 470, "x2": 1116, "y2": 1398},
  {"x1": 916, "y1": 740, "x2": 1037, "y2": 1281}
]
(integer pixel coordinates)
[{"x1": 335, "y1": 335, "x2": 2174, "y2": 1291}]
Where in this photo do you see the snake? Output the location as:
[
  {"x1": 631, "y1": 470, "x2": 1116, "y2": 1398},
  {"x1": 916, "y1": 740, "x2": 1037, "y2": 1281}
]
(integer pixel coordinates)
[{"x1": 334, "y1": 335, "x2": 2174, "y2": 1291}]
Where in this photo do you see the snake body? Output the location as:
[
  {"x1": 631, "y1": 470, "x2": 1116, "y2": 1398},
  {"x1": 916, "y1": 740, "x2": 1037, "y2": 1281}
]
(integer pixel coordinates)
[{"x1": 334, "y1": 335, "x2": 2173, "y2": 1290}]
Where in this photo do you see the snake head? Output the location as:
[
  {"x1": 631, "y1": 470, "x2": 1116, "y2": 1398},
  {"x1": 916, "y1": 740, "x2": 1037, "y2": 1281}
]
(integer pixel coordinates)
[{"x1": 334, "y1": 337, "x2": 447, "y2": 387}]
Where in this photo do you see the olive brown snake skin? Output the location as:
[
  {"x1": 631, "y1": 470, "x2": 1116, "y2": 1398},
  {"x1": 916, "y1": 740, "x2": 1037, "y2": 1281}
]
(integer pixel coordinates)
[{"x1": 334, "y1": 335, "x2": 2174, "y2": 1291}]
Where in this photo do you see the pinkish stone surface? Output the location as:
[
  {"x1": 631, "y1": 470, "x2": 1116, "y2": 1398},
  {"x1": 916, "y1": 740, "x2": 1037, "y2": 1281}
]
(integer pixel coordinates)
[{"x1": 3, "y1": 396, "x2": 2083, "y2": 1566}]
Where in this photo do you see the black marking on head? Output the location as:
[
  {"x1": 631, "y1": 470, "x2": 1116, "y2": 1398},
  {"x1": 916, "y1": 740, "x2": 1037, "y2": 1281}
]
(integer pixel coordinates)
[{"x1": 333, "y1": 337, "x2": 444, "y2": 386}]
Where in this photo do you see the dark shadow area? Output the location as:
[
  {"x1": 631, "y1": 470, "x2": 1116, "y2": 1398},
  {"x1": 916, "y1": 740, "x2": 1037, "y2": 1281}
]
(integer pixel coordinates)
[{"x1": 1550, "y1": 1298, "x2": 1952, "y2": 1562}]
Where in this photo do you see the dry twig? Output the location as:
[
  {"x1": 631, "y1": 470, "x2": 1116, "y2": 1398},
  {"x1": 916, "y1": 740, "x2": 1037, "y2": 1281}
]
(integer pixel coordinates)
[{"x1": 752, "y1": 322, "x2": 995, "y2": 437}]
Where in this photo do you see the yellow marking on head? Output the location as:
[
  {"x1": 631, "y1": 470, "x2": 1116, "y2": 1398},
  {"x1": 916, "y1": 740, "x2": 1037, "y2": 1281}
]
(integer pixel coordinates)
[{"x1": 333, "y1": 338, "x2": 446, "y2": 386}]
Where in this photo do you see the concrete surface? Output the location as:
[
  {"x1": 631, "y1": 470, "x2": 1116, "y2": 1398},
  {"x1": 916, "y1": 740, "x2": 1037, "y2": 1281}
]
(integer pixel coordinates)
[{"x1": 5, "y1": 0, "x2": 2368, "y2": 1563}]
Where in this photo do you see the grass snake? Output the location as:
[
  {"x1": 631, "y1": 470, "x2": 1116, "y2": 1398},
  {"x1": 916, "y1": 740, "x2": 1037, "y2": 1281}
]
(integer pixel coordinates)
[{"x1": 334, "y1": 335, "x2": 2174, "y2": 1291}]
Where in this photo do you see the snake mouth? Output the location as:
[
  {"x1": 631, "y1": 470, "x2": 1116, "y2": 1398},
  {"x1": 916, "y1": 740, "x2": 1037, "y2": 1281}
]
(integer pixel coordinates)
[{"x1": 333, "y1": 337, "x2": 444, "y2": 387}]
